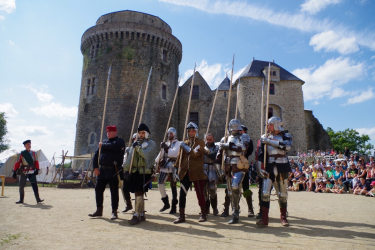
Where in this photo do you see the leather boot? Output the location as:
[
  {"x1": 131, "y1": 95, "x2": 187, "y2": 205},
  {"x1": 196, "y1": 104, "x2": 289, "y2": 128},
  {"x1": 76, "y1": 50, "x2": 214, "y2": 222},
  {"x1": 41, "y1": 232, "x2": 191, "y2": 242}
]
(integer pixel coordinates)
[
  {"x1": 245, "y1": 194, "x2": 254, "y2": 217},
  {"x1": 173, "y1": 208, "x2": 185, "y2": 224},
  {"x1": 198, "y1": 206, "x2": 207, "y2": 222},
  {"x1": 111, "y1": 209, "x2": 118, "y2": 220},
  {"x1": 159, "y1": 195, "x2": 170, "y2": 212},
  {"x1": 280, "y1": 207, "x2": 289, "y2": 226},
  {"x1": 210, "y1": 196, "x2": 219, "y2": 216},
  {"x1": 220, "y1": 193, "x2": 230, "y2": 217},
  {"x1": 35, "y1": 193, "x2": 44, "y2": 203},
  {"x1": 88, "y1": 206, "x2": 103, "y2": 217},
  {"x1": 255, "y1": 208, "x2": 262, "y2": 219},
  {"x1": 128, "y1": 215, "x2": 140, "y2": 225},
  {"x1": 228, "y1": 209, "x2": 239, "y2": 224},
  {"x1": 122, "y1": 199, "x2": 133, "y2": 213},
  {"x1": 169, "y1": 199, "x2": 178, "y2": 214},
  {"x1": 16, "y1": 193, "x2": 24, "y2": 204},
  {"x1": 256, "y1": 206, "x2": 269, "y2": 227},
  {"x1": 205, "y1": 199, "x2": 210, "y2": 214}
]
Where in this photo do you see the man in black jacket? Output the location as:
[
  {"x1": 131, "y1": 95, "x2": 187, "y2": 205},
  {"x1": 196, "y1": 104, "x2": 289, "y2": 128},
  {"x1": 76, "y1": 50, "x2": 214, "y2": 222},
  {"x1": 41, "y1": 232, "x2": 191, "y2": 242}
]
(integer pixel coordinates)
[{"x1": 89, "y1": 126, "x2": 125, "y2": 220}]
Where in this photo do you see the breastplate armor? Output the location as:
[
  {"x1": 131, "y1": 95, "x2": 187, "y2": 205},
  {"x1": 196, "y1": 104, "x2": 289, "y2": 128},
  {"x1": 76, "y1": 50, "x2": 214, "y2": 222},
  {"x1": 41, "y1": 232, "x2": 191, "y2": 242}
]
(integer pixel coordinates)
[
  {"x1": 266, "y1": 134, "x2": 288, "y2": 164},
  {"x1": 225, "y1": 135, "x2": 242, "y2": 164},
  {"x1": 204, "y1": 145, "x2": 216, "y2": 164}
]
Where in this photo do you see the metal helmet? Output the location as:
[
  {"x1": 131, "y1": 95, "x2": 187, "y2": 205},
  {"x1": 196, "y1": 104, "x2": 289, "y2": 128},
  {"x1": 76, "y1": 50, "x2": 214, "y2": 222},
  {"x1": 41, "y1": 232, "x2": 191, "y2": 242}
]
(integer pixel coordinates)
[
  {"x1": 186, "y1": 122, "x2": 198, "y2": 137},
  {"x1": 267, "y1": 116, "x2": 284, "y2": 131},
  {"x1": 228, "y1": 119, "x2": 242, "y2": 131},
  {"x1": 167, "y1": 127, "x2": 177, "y2": 138}
]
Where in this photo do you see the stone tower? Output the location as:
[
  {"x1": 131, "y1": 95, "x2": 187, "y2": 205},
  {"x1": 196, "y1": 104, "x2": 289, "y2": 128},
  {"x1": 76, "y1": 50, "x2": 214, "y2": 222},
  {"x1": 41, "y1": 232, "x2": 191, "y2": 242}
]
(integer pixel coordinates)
[{"x1": 74, "y1": 10, "x2": 182, "y2": 165}]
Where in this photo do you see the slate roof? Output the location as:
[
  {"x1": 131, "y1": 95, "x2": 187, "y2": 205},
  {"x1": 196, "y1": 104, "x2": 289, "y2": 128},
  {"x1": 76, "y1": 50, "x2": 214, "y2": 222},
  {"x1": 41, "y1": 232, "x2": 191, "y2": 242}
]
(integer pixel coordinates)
[
  {"x1": 217, "y1": 76, "x2": 231, "y2": 90},
  {"x1": 238, "y1": 59, "x2": 304, "y2": 82}
]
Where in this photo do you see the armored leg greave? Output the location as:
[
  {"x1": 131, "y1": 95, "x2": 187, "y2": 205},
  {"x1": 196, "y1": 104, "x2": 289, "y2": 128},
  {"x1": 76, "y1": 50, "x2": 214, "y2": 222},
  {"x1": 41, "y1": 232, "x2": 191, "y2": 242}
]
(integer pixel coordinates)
[
  {"x1": 274, "y1": 173, "x2": 288, "y2": 208},
  {"x1": 221, "y1": 188, "x2": 230, "y2": 217},
  {"x1": 261, "y1": 177, "x2": 273, "y2": 202}
]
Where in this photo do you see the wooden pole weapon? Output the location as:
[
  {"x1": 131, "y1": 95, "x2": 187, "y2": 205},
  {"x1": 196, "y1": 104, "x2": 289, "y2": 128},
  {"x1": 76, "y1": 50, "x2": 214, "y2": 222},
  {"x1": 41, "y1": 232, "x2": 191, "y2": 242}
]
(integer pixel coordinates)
[
  {"x1": 98, "y1": 65, "x2": 112, "y2": 166},
  {"x1": 129, "y1": 67, "x2": 152, "y2": 173},
  {"x1": 221, "y1": 54, "x2": 235, "y2": 168},
  {"x1": 235, "y1": 78, "x2": 240, "y2": 119},
  {"x1": 177, "y1": 64, "x2": 196, "y2": 169},
  {"x1": 205, "y1": 82, "x2": 219, "y2": 141},
  {"x1": 261, "y1": 78, "x2": 265, "y2": 136},
  {"x1": 128, "y1": 81, "x2": 144, "y2": 148},
  {"x1": 155, "y1": 75, "x2": 181, "y2": 171},
  {"x1": 263, "y1": 61, "x2": 272, "y2": 166}
]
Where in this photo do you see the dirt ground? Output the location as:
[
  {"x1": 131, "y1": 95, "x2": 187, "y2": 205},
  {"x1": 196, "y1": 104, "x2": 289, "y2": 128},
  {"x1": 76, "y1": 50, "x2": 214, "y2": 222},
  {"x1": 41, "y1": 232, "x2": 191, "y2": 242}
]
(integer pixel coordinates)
[{"x1": 1, "y1": 185, "x2": 374, "y2": 250}]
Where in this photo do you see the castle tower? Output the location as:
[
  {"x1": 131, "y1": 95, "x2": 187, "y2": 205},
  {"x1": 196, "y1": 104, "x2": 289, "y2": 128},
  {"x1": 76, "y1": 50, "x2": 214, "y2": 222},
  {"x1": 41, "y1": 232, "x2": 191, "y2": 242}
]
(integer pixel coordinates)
[{"x1": 74, "y1": 10, "x2": 182, "y2": 164}]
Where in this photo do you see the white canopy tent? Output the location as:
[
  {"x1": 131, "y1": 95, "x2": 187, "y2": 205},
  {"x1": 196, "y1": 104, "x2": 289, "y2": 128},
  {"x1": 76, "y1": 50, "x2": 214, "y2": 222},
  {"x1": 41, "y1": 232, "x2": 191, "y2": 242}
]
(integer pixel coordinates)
[{"x1": 0, "y1": 149, "x2": 59, "y2": 183}]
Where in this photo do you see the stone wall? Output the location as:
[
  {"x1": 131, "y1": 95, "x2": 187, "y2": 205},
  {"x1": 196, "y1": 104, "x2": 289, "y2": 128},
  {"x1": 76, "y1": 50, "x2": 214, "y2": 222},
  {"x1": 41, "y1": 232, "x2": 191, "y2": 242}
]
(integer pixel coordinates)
[{"x1": 305, "y1": 110, "x2": 332, "y2": 152}]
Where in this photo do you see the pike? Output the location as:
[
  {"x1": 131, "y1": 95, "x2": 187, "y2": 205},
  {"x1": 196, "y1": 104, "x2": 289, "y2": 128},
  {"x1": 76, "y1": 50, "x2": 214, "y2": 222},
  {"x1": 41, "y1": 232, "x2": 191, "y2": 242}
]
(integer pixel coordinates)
[
  {"x1": 154, "y1": 75, "x2": 181, "y2": 176},
  {"x1": 128, "y1": 79, "x2": 144, "y2": 148},
  {"x1": 221, "y1": 54, "x2": 235, "y2": 208},
  {"x1": 205, "y1": 80, "x2": 219, "y2": 140},
  {"x1": 98, "y1": 65, "x2": 112, "y2": 166},
  {"x1": 263, "y1": 61, "x2": 272, "y2": 167},
  {"x1": 235, "y1": 78, "x2": 240, "y2": 119},
  {"x1": 129, "y1": 67, "x2": 152, "y2": 173},
  {"x1": 113, "y1": 161, "x2": 126, "y2": 203},
  {"x1": 177, "y1": 64, "x2": 196, "y2": 183}
]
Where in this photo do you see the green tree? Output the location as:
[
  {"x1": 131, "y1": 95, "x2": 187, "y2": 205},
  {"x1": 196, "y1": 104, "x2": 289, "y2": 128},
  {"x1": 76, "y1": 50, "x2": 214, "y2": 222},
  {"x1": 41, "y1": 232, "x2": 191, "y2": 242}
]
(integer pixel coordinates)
[
  {"x1": 326, "y1": 127, "x2": 374, "y2": 155},
  {"x1": 0, "y1": 112, "x2": 10, "y2": 153}
]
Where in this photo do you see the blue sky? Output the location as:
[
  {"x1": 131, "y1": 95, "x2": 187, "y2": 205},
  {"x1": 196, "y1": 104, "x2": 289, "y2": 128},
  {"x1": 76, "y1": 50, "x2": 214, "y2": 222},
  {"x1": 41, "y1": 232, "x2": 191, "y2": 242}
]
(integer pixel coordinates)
[{"x1": 0, "y1": 0, "x2": 374, "y2": 160}]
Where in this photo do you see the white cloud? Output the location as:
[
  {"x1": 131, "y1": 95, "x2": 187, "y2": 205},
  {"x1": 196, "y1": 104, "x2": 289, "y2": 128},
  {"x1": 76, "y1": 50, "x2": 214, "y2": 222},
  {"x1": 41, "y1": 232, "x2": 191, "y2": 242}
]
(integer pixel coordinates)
[
  {"x1": 8, "y1": 40, "x2": 14, "y2": 45},
  {"x1": 0, "y1": 15, "x2": 4, "y2": 20},
  {"x1": 160, "y1": 0, "x2": 375, "y2": 51},
  {"x1": 356, "y1": 126, "x2": 375, "y2": 141},
  {"x1": 25, "y1": 84, "x2": 54, "y2": 102},
  {"x1": 330, "y1": 87, "x2": 349, "y2": 99},
  {"x1": 181, "y1": 59, "x2": 246, "y2": 89},
  {"x1": 300, "y1": 0, "x2": 342, "y2": 15},
  {"x1": 0, "y1": 0, "x2": 15, "y2": 13},
  {"x1": 292, "y1": 57, "x2": 363, "y2": 101},
  {"x1": 345, "y1": 87, "x2": 375, "y2": 105},
  {"x1": 310, "y1": 31, "x2": 359, "y2": 55},
  {"x1": 12, "y1": 125, "x2": 53, "y2": 137},
  {"x1": 313, "y1": 101, "x2": 319, "y2": 105},
  {"x1": 370, "y1": 55, "x2": 375, "y2": 60},
  {"x1": 30, "y1": 102, "x2": 77, "y2": 118},
  {"x1": 0, "y1": 103, "x2": 18, "y2": 117}
]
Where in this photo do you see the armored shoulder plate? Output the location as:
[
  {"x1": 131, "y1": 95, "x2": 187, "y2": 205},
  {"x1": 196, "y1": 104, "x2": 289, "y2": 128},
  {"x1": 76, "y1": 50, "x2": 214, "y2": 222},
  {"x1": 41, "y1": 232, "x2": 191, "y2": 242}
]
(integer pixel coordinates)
[{"x1": 240, "y1": 133, "x2": 250, "y2": 144}]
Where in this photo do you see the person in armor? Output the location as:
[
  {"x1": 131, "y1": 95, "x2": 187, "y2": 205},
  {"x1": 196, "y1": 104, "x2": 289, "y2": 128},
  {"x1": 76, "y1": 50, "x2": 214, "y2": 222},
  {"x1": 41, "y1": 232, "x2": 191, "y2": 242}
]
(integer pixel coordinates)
[
  {"x1": 13, "y1": 140, "x2": 44, "y2": 204},
  {"x1": 174, "y1": 122, "x2": 207, "y2": 223},
  {"x1": 256, "y1": 116, "x2": 292, "y2": 227},
  {"x1": 89, "y1": 126, "x2": 125, "y2": 220},
  {"x1": 121, "y1": 133, "x2": 136, "y2": 213},
  {"x1": 203, "y1": 133, "x2": 222, "y2": 216},
  {"x1": 123, "y1": 123, "x2": 157, "y2": 225},
  {"x1": 155, "y1": 127, "x2": 180, "y2": 214},
  {"x1": 240, "y1": 125, "x2": 255, "y2": 217},
  {"x1": 217, "y1": 119, "x2": 249, "y2": 224}
]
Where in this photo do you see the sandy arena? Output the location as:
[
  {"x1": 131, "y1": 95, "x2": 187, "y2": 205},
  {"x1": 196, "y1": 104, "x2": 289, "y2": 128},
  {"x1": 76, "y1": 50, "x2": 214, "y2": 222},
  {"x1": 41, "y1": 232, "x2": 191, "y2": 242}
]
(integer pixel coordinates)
[{"x1": 1, "y1": 185, "x2": 374, "y2": 249}]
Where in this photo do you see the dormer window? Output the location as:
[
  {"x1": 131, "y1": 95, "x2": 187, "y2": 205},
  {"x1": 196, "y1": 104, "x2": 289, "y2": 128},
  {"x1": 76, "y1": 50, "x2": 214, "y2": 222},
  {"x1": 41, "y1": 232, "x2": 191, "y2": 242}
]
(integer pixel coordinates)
[{"x1": 272, "y1": 71, "x2": 277, "y2": 76}]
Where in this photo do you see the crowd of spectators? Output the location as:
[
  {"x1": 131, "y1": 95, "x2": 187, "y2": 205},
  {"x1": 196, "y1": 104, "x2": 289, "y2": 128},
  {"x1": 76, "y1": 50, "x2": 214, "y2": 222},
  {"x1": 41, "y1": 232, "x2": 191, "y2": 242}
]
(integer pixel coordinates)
[
  {"x1": 286, "y1": 155, "x2": 375, "y2": 197},
  {"x1": 296, "y1": 146, "x2": 352, "y2": 159}
]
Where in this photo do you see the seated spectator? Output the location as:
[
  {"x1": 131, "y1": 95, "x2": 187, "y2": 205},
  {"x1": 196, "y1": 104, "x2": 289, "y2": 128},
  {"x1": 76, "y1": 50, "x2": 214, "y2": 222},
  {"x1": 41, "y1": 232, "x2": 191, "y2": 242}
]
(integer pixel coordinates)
[
  {"x1": 365, "y1": 181, "x2": 375, "y2": 197},
  {"x1": 288, "y1": 179, "x2": 299, "y2": 192},
  {"x1": 356, "y1": 164, "x2": 367, "y2": 186},
  {"x1": 316, "y1": 150, "x2": 321, "y2": 156},
  {"x1": 288, "y1": 171, "x2": 294, "y2": 187},
  {"x1": 358, "y1": 157, "x2": 365, "y2": 168},
  {"x1": 343, "y1": 163, "x2": 358, "y2": 191},
  {"x1": 332, "y1": 179, "x2": 339, "y2": 193},
  {"x1": 354, "y1": 153, "x2": 359, "y2": 162},
  {"x1": 308, "y1": 167, "x2": 318, "y2": 191},
  {"x1": 353, "y1": 177, "x2": 371, "y2": 195},
  {"x1": 294, "y1": 167, "x2": 302, "y2": 179},
  {"x1": 369, "y1": 156, "x2": 374, "y2": 165},
  {"x1": 341, "y1": 160, "x2": 349, "y2": 180},
  {"x1": 333, "y1": 165, "x2": 343, "y2": 181},
  {"x1": 298, "y1": 174, "x2": 307, "y2": 191},
  {"x1": 321, "y1": 150, "x2": 325, "y2": 156},
  {"x1": 322, "y1": 179, "x2": 334, "y2": 193},
  {"x1": 290, "y1": 158, "x2": 298, "y2": 173},
  {"x1": 367, "y1": 162, "x2": 375, "y2": 182},
  {"x1": 297, "y1": 159, "x2": 304, "y2": 171},
  {"x1": 315, "y1": 168, "x2": 324, "y2": 187},
  {"x1": 309, "y1": 161, "x2": 315, "y2": 170},
  {"x1": 315, "y1": 179, "x2": 324, "y2": 193},
  {"x1": 328, "y1": 159, "x2": 335, "y2": 168},
  {"x1": 315, "y1": 159, "x2": 324, "y2": 172},
  {"x1": 324, "y1": 165, "x2": 334, "y2": 182},
  {"x1": 349, "y1": 155, "x2": 357, "y2": 166},
  {"x1": 336, "y1": 179, "x2": 347, "y2": 194},
  {"x1": 337, "y1": 151, "x2": 344, "y2": 159}
]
